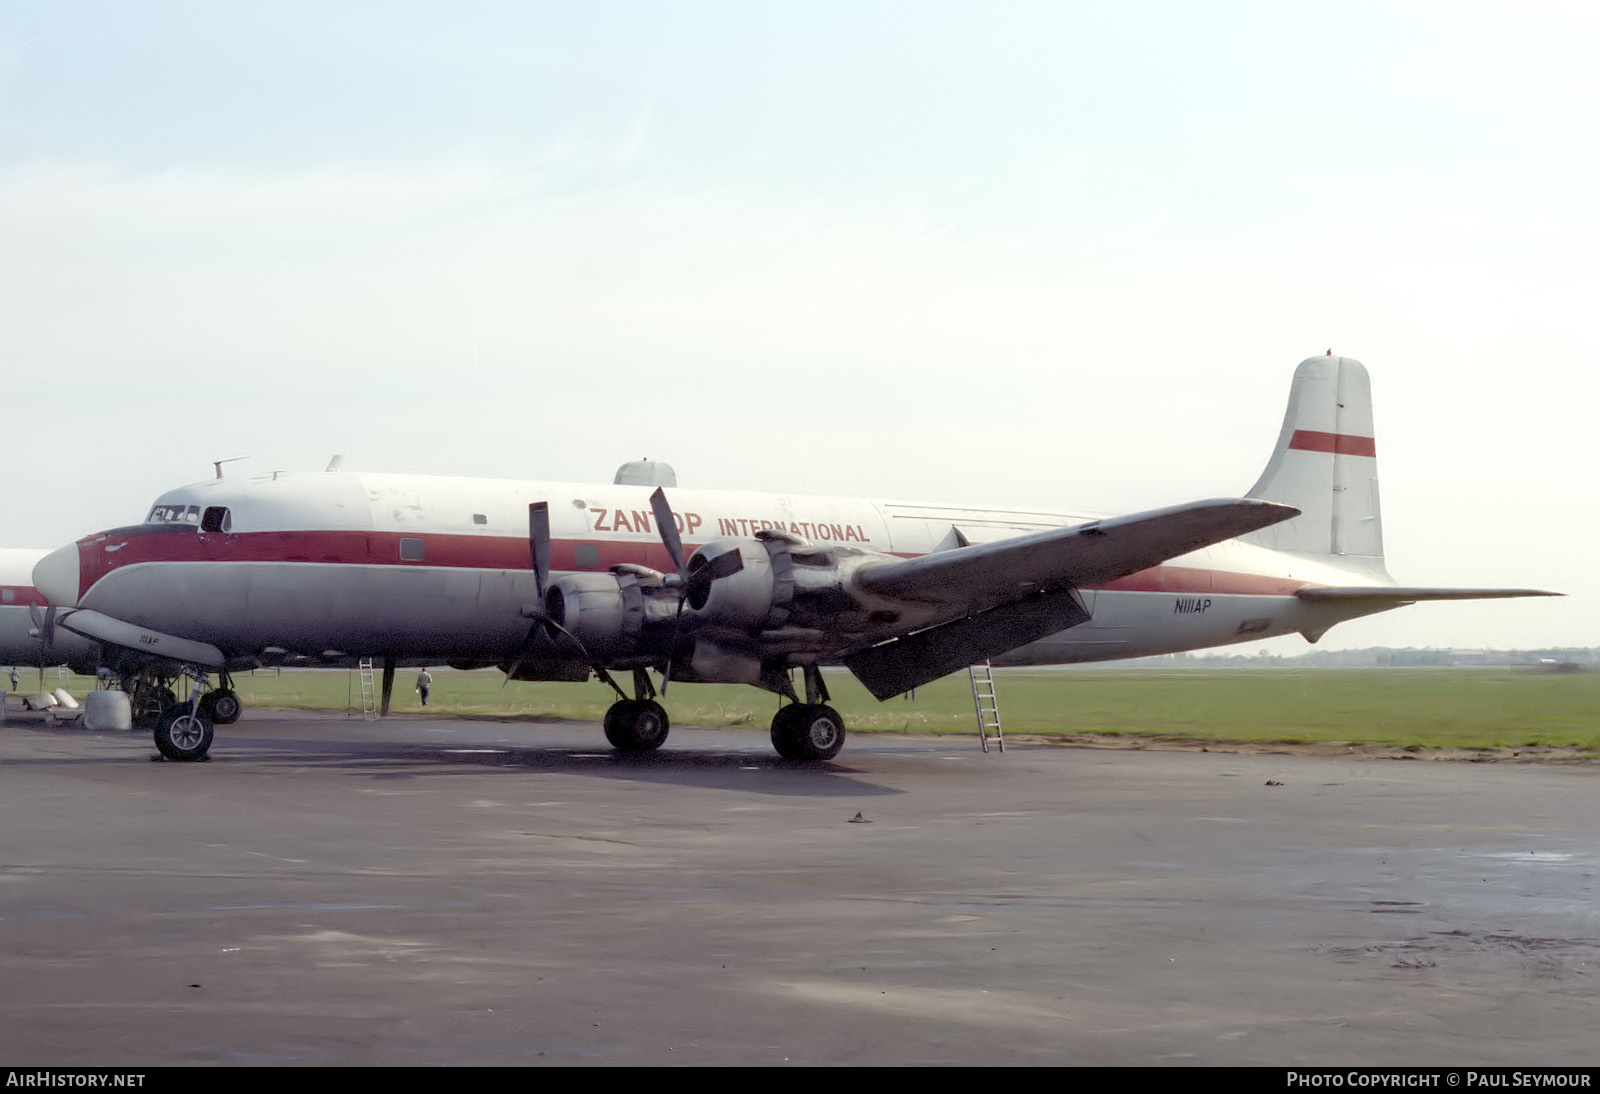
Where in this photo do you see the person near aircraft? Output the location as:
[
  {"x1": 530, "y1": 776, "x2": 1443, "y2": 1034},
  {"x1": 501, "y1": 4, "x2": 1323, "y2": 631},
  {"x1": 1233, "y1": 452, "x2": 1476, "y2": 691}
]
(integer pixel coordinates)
[
  {"x1": 28, "y1": 354, "x2": 1558, "y2": 764},
  {"x1": 416, "y1": 668, "x2": 432, "y2": 707}
]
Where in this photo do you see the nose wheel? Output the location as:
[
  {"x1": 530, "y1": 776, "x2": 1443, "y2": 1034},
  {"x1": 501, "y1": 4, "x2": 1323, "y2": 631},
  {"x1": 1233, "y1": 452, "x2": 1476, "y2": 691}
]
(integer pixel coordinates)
[
  {"x1": 771, "y1": 703, "x2": 846, "y2": 761},
  {"x1": 200, "y1": 688, "x2": 241, "y2": 725},
  {"x1": 153, "y1": 704, "x2": 214, "y2": 762}
]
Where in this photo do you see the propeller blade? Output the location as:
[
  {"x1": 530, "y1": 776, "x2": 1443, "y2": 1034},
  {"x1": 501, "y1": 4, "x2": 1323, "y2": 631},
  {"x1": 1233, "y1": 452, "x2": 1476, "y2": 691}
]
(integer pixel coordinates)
[
  {"x1": 706, "y1": 549, "x2": 744, "y2": 581},
  {"x1": 684, "y1": 546, "x2": 745, "y2": 607},
  {"x1": 40, "y1": 605, "x2": 56, "y2": 647},
  {"x1": 529, "y1": 502, "x2": 550, "y2": 601},
  {"x1": 650, "y1": 488, "x2": 686, "y2": 578},
  {"x1": 544, "y1": 616, "x2": 628, "y2": 701},
  {"x1": 661, "y1": 597, "x2": 687, "y2": 695}
]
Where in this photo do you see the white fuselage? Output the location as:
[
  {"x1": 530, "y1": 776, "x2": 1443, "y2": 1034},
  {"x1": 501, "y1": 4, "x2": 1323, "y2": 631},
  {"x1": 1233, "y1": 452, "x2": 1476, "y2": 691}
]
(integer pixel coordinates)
[{"x1": 40, "y1": 471, "x2": 1387, "y2": 672}]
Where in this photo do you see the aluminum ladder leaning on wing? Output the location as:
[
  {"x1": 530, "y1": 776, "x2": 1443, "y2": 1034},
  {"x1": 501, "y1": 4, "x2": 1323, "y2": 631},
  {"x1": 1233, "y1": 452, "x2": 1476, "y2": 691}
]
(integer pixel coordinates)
[{"x1": 969, "y1": 660, "x2": 1004, "y2": 753}]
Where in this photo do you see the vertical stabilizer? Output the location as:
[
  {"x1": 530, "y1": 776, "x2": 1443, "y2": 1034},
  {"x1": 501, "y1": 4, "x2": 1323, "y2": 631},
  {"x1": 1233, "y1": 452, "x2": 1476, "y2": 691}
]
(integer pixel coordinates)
[{"x1": 1242, "y1": 356, "x2": 1388, "y2": 576}]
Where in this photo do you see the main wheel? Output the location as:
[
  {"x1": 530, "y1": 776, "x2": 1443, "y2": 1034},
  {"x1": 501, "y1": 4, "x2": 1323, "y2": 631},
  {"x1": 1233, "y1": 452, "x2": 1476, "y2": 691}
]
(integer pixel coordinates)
[
  {"x1": 200, "y1": 689, "x2": 242, "y2": 725},
  {"x1": 154, "y1": 704, "x2": 214, "y2": 762},
  {"x1": 771, "y1": 703, "x2": 846, "y2": 761},
  {"x1": 603, "y1": 699, "x2": 670, "y2": 752}
]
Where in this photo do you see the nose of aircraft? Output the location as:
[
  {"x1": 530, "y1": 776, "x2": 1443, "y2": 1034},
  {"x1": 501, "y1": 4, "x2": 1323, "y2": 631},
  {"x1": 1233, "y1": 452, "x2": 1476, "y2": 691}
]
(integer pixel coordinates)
[{"x1": 32, "y1": 544, "x2": 81, "y2": 607}]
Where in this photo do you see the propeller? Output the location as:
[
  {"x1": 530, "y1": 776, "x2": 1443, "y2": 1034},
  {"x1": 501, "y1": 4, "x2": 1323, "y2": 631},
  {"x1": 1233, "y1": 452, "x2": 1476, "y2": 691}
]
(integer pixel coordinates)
[
  {"x1": 648, "y1": 488, "x2": 744, "y2": 691},
  {"x1": 529, "y1": 500, "x2": 551, "y2": 600},
  {"x1": 28, "y1": 603, "x2": 57, "y2": 647},
  {"x1": 501, "y1": 500, "x2": 629, "y2": 701},
  {"x1": 500, "y1": 502, "x2": 552, "y2": 685}
]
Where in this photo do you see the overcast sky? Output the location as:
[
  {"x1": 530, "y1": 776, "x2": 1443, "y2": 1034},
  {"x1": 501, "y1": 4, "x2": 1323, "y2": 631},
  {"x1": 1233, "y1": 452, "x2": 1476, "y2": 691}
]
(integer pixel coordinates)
[{"x1": 1, "y1": 1, "x2": 1593, "y2": 652}]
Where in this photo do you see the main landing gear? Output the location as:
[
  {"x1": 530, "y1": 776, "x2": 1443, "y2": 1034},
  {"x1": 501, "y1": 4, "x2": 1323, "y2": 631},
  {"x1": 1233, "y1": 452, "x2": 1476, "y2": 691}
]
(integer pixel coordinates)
[
  {"x1": 596, "y1": 664, "x2": 849, "y2": 761},
  {"x1": 600, "y1": 668, "x2": 671, "y2": 753},
  {"x1": 770, "y1": 703, "x2": 846, "y2": 761},
  {"x1": 770, "y1": 662, "x2": 846, "y2": 761},
  {"x1": 604, "y1": 698, "x2": 670, "y2": 752}
]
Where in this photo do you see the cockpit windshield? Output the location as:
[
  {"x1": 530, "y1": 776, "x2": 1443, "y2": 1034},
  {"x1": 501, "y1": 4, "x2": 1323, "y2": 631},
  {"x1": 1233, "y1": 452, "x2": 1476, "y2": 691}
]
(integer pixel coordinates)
[{"x1": 146, "y1": 504, "x2": 200, "y2": 525}]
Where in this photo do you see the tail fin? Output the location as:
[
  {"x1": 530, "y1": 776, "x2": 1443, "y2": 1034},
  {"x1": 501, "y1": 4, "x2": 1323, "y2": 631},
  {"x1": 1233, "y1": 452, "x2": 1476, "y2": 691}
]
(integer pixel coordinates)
[{"x1": 1241, "y1": 355, "x2": 1389, "y2": 577}]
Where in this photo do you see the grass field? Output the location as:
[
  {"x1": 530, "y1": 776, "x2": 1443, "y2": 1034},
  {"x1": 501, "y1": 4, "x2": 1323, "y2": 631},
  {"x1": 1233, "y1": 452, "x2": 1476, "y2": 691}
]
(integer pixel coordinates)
[{"x1": 27, "y1": 665, "x2": 1597, "y2": 752}]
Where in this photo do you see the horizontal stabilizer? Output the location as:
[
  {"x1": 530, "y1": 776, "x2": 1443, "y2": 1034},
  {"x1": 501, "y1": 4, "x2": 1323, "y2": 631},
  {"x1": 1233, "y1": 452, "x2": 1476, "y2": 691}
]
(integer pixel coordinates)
[
  {"x1": 855, "y1": 497, "x2": 1299, "y2": 614},
  {"x1": 1296, "y1": 586, "x2": 1561, "y2": 603}
]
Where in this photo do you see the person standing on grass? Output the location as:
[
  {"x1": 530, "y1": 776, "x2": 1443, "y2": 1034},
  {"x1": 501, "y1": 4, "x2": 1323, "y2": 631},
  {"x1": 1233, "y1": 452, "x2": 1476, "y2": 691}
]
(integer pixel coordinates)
[
  {"x1": 8, "y1": 667, "x2": 16, "y2": 693},
  {"x1": 416, "y1": 667, "x2": 432, "y2": 707}
]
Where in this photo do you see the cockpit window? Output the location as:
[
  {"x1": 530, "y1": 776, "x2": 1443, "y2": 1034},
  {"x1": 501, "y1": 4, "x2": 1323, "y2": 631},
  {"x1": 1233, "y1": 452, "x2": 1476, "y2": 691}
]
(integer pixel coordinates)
[
  {"x1": 201, "y1": 506, "x2": 232, "y2": 533},
  {"x1": 145, "y1": 504, "x2": 202, "y2": 525}
]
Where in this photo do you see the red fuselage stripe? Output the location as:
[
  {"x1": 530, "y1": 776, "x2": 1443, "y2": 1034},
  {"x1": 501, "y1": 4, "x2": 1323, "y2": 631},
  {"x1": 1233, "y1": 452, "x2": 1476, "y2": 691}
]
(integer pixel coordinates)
[
  {"x1": 1288, "y1": 429, "x2": 1377, "y2": 457},
  {"x1": 72, "y1": 527, "x2": 1310, "y2": 601}
]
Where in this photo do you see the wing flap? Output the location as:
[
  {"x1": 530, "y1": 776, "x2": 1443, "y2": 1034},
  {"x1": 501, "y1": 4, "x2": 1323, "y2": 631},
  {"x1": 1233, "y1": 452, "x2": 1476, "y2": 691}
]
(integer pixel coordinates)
[
  {"x1": 855, "y1": 497, "x2": 1299, "y2": 613},
  {"x1": 845, "y1": 588, "x2": 1092, "y2": 700}
]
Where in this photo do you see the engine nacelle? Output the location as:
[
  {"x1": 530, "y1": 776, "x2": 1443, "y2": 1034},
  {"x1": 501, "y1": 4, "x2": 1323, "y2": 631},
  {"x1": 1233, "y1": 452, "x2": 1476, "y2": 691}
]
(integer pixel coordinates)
[
  {"x1": 686, "y1": 537, "x2": 792, "y2": 630},
  {"x1": 544, "y1": 569, "x2": 677, "y2": 661}
]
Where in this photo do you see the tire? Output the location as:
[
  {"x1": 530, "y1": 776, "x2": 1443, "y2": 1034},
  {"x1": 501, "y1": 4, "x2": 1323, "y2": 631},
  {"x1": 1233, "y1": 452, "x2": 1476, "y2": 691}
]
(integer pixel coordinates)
[
  {"x1": 771, "y1": 703, "x2": 847, "y2": 761},
  {"x1": 200, "y1": 689, "x2": 242, "y2": 725},
  {"x1": 770, "y1": 704, "x2": 807, "y2": 760},
  {"x1": 603, "y1": 699, "x2": 670, "y2": 752},
  {"x1": 603, "y1": 700, "x2": 638, "y2": 748},
  {"x1": 132, "y1": 686, "x2": 176, "y2": 730},
  {"x1": 154, "y1": 704, "x2": 214, "y2": 762}
]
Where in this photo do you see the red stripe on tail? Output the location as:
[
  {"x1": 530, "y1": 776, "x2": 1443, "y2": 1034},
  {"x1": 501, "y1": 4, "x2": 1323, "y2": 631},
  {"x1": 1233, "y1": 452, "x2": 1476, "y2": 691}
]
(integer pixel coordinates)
[{"x1": 1288, "y1": 429, "x2": 1376, "y2": 456}]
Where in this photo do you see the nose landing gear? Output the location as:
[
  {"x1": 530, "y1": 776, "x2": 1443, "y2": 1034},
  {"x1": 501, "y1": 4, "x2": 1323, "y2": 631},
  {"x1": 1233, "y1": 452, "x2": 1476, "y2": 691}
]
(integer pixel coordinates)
[
  {"x1": 121, "y1": 665, "x2": 239, "y2": 761},
  {"x1": 153, "y1": 703, "x2": 214, "y2": 762}
]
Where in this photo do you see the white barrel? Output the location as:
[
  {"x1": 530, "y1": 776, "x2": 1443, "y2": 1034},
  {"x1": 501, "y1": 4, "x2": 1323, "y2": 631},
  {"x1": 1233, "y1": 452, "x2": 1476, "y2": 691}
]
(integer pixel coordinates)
[{"x1": 84, "y1": 690, "x2": 133, "y2": 732}]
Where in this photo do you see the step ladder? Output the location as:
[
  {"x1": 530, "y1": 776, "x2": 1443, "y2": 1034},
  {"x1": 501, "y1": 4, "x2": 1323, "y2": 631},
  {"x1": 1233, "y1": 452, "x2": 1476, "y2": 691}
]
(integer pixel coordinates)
[
  {"x1": 969, "y1": 660, "x2": 1004, "y2": 752},
  {"x1": 357, "y1": 658, "x2": 378, "y2": 721}
]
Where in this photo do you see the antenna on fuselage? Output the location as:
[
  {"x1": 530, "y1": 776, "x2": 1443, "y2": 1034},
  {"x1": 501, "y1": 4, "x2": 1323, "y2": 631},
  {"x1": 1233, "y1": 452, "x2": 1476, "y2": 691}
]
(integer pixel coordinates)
[
  {"x1": 326, "y1": 454, "x2": 345, "y2": 472},
  {"x1": 212, "y1": 456, "x2": 248, "y2": 479}
]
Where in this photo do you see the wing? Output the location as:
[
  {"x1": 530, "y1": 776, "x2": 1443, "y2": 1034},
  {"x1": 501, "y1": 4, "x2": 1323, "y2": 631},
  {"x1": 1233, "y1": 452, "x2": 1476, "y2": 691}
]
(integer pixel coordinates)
[
  {"x1": 843, "y1": 497, "x2": 1298, "y2": 698},
  {"x1": 855, "y1": 497, "x2": 1299, "y2": 613}
]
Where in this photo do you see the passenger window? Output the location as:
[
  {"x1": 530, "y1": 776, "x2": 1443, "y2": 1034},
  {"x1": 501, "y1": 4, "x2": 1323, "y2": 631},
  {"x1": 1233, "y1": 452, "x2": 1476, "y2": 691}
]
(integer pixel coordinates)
[
  {"x1": 399, "y1": 538, "x2": 425, "y2": 562},
  {"x1": 472, "y1": 513, "x2": 487, "y2": 525},
  {"x1": 2, "y1": 589, "x2": 13, "y2": 603},
  {"x1": 575, "y1": 543, "x2": 600, "y2": 568},
  {"x1": 201, "y1": 507, "x2": 231, "y2": 533}
]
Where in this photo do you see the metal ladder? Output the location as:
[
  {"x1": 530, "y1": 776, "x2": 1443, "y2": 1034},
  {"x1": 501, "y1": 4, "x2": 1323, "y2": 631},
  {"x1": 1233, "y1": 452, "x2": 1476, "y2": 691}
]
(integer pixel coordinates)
[
  {"x1": 969, "y1": 660, "x2": 1004, "y2": 752},
  {"x1": 357, "y1": 658, "x2": 378, "y2": 721}
]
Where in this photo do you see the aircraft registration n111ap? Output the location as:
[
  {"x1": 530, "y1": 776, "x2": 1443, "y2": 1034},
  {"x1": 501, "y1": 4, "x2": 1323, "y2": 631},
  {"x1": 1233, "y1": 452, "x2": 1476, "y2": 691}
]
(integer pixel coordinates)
[{"x1": 31, "y1": 355, "x2": 1555, "y2": 763}]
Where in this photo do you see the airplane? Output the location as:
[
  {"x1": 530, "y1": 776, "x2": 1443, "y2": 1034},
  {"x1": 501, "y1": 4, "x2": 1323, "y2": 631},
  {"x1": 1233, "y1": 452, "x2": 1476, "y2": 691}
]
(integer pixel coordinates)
[
  {"x1": 29, "y1": 355, "x2": 1556, "y2": 763},
  {"x1": 1, "y1": 548, "x2": 102, "y2": 684}
]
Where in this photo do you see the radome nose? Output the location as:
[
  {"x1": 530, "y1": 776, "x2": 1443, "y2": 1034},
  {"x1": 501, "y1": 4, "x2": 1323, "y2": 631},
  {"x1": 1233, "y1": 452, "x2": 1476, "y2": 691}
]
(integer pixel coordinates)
[{"x1": 32, "y1": 543, "x2": 81, "y2": 607}]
